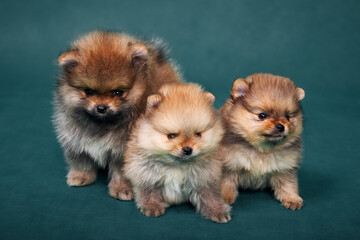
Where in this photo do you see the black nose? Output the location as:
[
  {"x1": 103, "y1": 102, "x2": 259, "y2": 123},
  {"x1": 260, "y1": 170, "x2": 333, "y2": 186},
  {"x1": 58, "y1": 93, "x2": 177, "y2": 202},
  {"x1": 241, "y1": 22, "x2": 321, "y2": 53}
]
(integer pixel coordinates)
[
  {"x1": 276, "y1": 123, "x2": 285, "y2": 133},
  {"x1": 96, "y1": 104, "x2": 108, "y2": 114},
  {"x1": 182, "y1": 147, "x2": 193, "y2": 156}
]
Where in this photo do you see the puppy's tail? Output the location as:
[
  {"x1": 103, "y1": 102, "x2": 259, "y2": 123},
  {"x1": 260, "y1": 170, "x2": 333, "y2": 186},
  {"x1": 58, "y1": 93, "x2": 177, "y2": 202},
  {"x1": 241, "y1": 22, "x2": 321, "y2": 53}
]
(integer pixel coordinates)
[
  {"x1": 145, "y1": 36, "x2": 183, "y2": 82},
  {"x1": 145, "y1": 37, "x2": 171, "y2": 64}
]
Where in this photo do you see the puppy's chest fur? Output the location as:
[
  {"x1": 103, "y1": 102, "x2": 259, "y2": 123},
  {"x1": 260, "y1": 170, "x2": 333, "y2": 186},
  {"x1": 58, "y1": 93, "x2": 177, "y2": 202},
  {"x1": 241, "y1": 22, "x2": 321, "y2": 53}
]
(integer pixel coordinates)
[
  {"x1": 55, "y1": 112, "x2": 126, "y2": 167},
  {"x1": 76, "y1": 133, "x2": 116, "y2": 167},
  {"x1": 223, "y1": 143, "x2": 300, "y2": 188},
  {"x1": 228, "y1": 146, "x2": 299, "y2": 173},
  {"x1": 135, "y1": 158, "x2": 210, "y2": 205},
  {"x1": 161, "y1": 167, "x2": 193, "y2": 204}
]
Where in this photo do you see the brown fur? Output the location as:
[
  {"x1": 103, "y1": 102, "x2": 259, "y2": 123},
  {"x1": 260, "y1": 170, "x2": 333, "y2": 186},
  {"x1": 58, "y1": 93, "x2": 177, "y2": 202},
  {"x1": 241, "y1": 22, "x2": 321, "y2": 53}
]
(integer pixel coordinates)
[
  {"x1": 219, "y1": 73, "x2": 305, "y2": 210},
  {"x1": 124, "y1": 83, "x2": 231, "y2": 223},
  {"x1": 58, "y1": 31, "x2": 179, "y2": 115},
  {"x1": 53, "y1": 31, "x2": 180, "y2": 199}
]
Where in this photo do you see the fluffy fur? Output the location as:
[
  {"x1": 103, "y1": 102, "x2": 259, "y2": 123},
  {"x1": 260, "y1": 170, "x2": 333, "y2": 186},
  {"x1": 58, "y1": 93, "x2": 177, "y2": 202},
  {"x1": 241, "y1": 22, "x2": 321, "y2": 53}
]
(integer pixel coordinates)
[
  {"x1": 124, "y1": 83, "x2": 231, "y2": 223},
  {"x1": 219, "y1": 73, "x2": 305, "y2": 210},
  {"x1": 53, "y1": 31, "x2": 180, "y2": 200}
]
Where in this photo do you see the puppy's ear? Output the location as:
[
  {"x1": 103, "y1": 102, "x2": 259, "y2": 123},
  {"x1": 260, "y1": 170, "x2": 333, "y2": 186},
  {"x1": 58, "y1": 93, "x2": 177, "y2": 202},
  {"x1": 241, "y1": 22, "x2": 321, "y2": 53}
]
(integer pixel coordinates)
[
  {"x1": 296, "y1": 87, "x2": 305, "y2": 101},
  {"x1": 231, "y1": 78, "x2": 249, "y2": 99},
  {"x1": 158, "y1": 84, "x2": 172, "y2": 96},
  {"x1": 58, "y1": 49, "x2": 79, "y2": 72},
  {"x1": 205, "y1": 92, "x2": 215, "y2": 104},
  {"x1": 146, "y1": 94, "x2": 162, "y2": 113},
  {"x1": 130, "y1": 44, "x2": 149, "y2": 69}
]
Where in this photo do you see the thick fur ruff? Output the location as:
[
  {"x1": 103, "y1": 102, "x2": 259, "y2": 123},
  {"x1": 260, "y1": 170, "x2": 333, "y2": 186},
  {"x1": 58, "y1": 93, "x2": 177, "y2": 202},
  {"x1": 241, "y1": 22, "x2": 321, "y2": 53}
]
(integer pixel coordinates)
[
  {"x1": 219, "y1": 73, "x2": 305, "y2": 210},
  {"x1": 124, "y1": 83, "x2": 231, "y2": 223},
  {"x1": 53, "y1": 31, "x2": 180, "y2": 199}
]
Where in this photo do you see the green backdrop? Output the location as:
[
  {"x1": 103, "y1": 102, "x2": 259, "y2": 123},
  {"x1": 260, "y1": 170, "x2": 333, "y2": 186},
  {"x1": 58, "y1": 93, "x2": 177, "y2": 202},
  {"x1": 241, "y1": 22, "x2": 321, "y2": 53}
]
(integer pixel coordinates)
[{"x1": 0, "y1": 0, "x2": 359, "y2": 239}]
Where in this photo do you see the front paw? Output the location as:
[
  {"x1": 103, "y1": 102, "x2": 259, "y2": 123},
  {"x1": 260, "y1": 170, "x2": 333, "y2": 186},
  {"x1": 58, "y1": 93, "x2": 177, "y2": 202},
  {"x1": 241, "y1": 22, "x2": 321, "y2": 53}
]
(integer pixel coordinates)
[
  {"x1": 66, "y1": 170, "x2": 96, "y2": 186},
  {"x1": 140, "y1": 204, "x2": 166, "y2": 218},
  {"x1": 208, "y1": 209, "x2": 232, "y2": 223},
  {"x1": 108, "y1": 179, "x2": 134, "y2": 201},
  {"x1": 281, "y1": 196, "x2": 303, "y2": 210}
]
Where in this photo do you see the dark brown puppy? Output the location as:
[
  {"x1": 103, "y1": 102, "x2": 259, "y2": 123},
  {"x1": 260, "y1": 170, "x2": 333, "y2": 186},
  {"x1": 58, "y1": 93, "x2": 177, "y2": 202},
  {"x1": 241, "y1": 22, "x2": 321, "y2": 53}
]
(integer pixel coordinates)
[
  {"x1": 53, "y1": 31, "x2": 180, "y2": 200},
  {"x1": 219, "y1": 73, "x2": 305, "y2": 210}
]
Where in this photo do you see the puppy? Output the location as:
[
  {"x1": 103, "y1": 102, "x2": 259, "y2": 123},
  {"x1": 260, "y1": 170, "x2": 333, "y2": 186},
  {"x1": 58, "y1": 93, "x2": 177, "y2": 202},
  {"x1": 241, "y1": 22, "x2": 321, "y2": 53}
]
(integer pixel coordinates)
[
  {"x1": 219, "y1": 73, "x2": 305, "y2": 210},
  {"x1": 53, "y1": 31, "x2": 180, "y2": 200},
  {"x1": 124, "y1": 83, "x2": 231, "y2": 223}
]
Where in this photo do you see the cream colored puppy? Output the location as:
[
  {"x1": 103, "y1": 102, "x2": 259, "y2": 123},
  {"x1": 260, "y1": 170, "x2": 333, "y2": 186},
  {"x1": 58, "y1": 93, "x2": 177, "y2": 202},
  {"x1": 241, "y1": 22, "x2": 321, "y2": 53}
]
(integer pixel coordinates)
[{"x1": 124, "y1": 83, "x2": 231, "y2": 223}]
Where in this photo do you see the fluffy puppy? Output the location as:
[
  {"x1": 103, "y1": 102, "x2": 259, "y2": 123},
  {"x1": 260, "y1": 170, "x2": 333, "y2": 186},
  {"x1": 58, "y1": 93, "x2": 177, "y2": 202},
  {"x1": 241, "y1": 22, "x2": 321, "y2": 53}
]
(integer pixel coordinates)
[
  {"x1": 53, "y1": 31, "x2": 180, "y2": 200},
  {"x1": 219, "y1": 73, "x2": 305, "y2": 210},
  {"x1": 124, "y1": 83, "x2": 231, "y2": 223}
]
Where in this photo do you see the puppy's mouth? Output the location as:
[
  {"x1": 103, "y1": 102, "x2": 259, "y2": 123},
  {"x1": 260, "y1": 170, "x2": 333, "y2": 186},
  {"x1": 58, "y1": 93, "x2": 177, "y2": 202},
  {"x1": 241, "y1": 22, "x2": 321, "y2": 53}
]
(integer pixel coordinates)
[
  {"x1": 175, "y1": 155, "x2": 195, "y2": 162},
  {"x1": 171, "y1": 153, "x2": 201, "y2": 163},
  {"x1": 262, "y1": 133, "x2": 286, "y2": 141},
  {"x1": 84, "y1": 110, "x2": 124, "y2": 124}
]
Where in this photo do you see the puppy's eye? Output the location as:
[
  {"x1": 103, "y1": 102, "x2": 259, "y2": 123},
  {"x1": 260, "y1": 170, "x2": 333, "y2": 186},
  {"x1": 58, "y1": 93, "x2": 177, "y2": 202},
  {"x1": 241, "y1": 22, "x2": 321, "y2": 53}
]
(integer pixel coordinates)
[
  {"x1": 113, "y1": 90, "x2": 124, "y2": 97},
  {"x1": 167, "y1": 133, "x2": 178, "y2": 139},
  {"x1": 194, "y1": 132, "x2": 201, "y2": 137},
  {"x1": 258, "y1": 112, "x2": 269, "y2": 120},
  {"x1": 285, "y1": 114, "x2": 290, "y2": 121},
  {"x1": 85, "y1": 89, "x2": 95, "y2": 97}
]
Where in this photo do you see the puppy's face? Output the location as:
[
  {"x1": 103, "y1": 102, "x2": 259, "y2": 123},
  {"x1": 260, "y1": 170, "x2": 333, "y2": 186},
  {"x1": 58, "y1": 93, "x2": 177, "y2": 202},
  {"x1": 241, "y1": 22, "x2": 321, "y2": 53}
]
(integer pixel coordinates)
[
  {"x1": 137, "y1": 84, "x2": 223, "y2": 163},
  {"x1": 227, "y1": 74, "x2": 305, "y2": 150},
  {"x1": 57, "y1": 32, "x2": 148, "y2": 123}
]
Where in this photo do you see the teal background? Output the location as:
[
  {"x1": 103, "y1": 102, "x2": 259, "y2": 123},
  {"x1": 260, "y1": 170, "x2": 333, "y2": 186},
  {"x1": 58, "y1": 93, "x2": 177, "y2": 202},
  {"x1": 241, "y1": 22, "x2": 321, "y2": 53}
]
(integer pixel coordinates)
[{"x1": 1, "y1": 0, "x2": 359, "y2": 239}]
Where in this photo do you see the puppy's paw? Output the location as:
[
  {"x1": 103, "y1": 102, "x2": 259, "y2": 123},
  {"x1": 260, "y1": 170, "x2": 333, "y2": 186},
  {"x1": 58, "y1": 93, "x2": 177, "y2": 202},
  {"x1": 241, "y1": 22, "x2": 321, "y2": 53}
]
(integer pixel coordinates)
[
  {"x1": 66, "y1": 170, "x2": 96, "y2": 186},
  {"x1": 140, "y1": 204, "x2": 166, "y2": 218},
  {"x1": 281, "y1": 196, "x2": 303, "y2": 210},
  {"x1": 108, "y1": 179, "x2": 134, "y2": 201},
  {"x1": 209, "y1": 210, "x2": 232, "y2": 223},
  {"x1": 222, "y1": 190, "x2": 237, "y2": 205}
]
